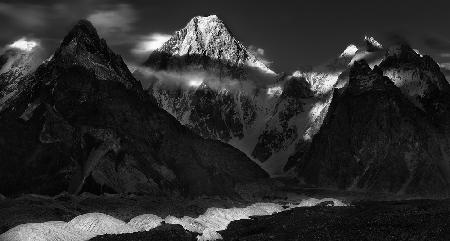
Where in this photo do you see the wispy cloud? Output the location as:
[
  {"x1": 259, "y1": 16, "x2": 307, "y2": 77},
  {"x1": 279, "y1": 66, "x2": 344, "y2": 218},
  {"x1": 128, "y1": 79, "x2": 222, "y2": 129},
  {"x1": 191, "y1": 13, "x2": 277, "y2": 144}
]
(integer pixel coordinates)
[
  {"x1": 131, "y1": 33, "x2": 171, "y2": 56},
  {"x1": 439, "y1": 63, "x2": 450, "y2": 70},
  {"x1": 248, "y1": 45, "x2": 272, "y2": 67},
  {"x1": 439, "y1": 62, "x2": 450, "y2": 82},
  {"x1": 0, "y1": 3, "x2": 47, "y2": 28},
  {"x1": 0, "y1": 2, "x2": 90, "y2": 29},
  {"x1": 424, "y1": 36, "x2": 450, "y2": 51},
  {"x1": 87, "y1": 4, "x2": 137, "y2": 37}
]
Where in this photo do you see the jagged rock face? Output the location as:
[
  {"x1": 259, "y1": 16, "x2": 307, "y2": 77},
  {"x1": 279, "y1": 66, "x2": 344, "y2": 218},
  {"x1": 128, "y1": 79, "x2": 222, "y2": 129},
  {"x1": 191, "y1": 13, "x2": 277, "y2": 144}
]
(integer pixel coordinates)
[
  {"x1": 293, "y1": 36, "x2": 385, "y2": 97},
  {"x1": 141, "y1": 15, "x2": 339, "y2": 175},
  {"x1": 364, "y1": 36, "x2": 384, "y2": 52},
  {"x1": 151, "y1": 80, "x2": 250, "y2": 141},
  {"x1": 251, "y1": 76, "x2": 324, "y2": 173},
  {"x1": 297, "y1": 60, "x2": 450, "y2": 194},
  {"x1": 380, "y1": 44, "x2": 450, "y2": 133},
  {"x1": 145, "y1": 15, "x2": 274, "y2": 75},
  {"x1": 281, "y1": 38, "x2": 386, "y2": 173},
  {"x1": 0, "y1": 44, "x2": 44, "y2": 112},
  {"x1": 147, "y1": 66, "x2": 325, "y2": 175},
  {"x1": 0, "y1": 20, "x2": 267, "y2": 197}
]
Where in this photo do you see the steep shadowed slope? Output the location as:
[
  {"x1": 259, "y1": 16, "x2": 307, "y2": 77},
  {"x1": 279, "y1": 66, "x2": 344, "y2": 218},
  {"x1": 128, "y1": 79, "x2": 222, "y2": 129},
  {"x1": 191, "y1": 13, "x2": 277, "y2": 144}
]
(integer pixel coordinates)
[
  {"x1": 380, "y1": 44, "x2": 450, "y2": 135},
  {"x1": 297, "y1": 60, "x2": 450, "y2": 195},
  {"x1": 0, "y1": 20, "x2": 267, "y2": 197}
]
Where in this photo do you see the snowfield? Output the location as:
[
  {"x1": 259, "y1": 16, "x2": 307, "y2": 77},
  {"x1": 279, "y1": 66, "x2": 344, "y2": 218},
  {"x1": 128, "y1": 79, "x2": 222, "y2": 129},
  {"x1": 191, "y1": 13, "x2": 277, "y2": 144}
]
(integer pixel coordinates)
[{"x1": 0, "y1": 198, "x2": 346, "y2": 241}]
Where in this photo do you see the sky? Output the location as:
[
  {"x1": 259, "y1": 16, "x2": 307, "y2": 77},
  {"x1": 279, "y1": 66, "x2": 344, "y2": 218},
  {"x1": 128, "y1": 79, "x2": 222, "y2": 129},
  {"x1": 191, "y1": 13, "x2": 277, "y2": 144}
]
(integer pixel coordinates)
[{"x1": 1, "y1": 0, "x2": 450, "y2": 73}]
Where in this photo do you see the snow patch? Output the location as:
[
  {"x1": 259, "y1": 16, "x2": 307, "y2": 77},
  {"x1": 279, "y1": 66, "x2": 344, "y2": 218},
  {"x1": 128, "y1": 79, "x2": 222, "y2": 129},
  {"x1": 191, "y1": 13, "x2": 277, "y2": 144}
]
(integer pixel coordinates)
[
  {"x1": 0, "y1": 221, "x2": 95, "y2": 241},
  {"x1": 128, "y1": 214, "x2": 163, "y2": 231},
  {"x1": 68, "y1": 213, "x2": 137, "y2": 235},
  {"x1": 267, "y1": 86, "x2": 283, "y2": 97},
  {"x1": 364, "y1": 36, "x2": 383, "y2": 49}
]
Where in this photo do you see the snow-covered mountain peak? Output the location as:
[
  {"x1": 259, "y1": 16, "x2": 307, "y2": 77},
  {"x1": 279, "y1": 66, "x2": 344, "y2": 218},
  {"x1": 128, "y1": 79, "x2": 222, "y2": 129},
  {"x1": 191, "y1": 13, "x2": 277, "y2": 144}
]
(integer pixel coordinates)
[
  {"x1": 152, "y1": 15, "x2": 275, "y2": 75},
  {"x1": 364, "y1": 36, "x2": 383, "y2": 51},
  {"x1": 184, "y1": 15, "x2": 226, "y2": 41},
  {"x1": 339, "y1": 44, "x2": 359, "y2": 58},
  {"x1": 191, "y1": 14, "x2": 222, "y2": 30}
]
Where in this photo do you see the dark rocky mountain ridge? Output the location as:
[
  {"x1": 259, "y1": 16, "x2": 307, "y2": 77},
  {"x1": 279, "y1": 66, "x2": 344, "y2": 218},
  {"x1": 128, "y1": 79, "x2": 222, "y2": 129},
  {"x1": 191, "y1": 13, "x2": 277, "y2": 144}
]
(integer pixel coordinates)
[
  {"x1": 296, "y1": 60, "x2": 450, "y2": 194},
  {"x1": 0, "y1": 20, "x2": 268, "y2": 197}
]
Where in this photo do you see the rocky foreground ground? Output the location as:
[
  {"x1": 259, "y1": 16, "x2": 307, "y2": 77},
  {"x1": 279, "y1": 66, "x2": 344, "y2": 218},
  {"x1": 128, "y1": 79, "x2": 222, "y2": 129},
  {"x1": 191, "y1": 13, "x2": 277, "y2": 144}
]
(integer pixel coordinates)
[
  {"x1": 1, "y1": 184, "x2": 450, "y2": 241},
  {"x1": 88, "y1": 199, "x2": 450, "y2": 241},
  {"x1": 90, "y1": 224, "x2": 198, "y2": 241},
  {"x1": 221, "y1": 199, "x2": 450, "y2": 241}
]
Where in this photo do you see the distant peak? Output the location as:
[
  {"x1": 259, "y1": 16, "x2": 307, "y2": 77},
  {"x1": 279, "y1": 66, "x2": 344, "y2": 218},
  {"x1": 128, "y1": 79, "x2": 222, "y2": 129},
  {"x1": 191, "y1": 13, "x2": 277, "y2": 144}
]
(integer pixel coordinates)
[
  {"x1": 151, "y1": 14, "x2": 275, "y2": 74},
  {"x1": 340, "y1": 44, "x2": 359, "y2": 58},
  {"x1": 364, "y1": 36, "x2": 383, "y2": 52}
]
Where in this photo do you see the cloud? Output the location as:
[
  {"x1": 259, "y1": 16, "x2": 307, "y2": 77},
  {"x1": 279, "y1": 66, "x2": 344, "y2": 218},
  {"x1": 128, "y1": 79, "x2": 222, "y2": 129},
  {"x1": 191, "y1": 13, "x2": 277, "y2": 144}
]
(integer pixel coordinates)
[
  {"x1": 0, "y1": 3, "x2": 47, "y2": 28},
  {"x1": 0, "y1": 37, "x2": 45, "y2": 75},
  {"x1": 131, "y1": 33, "x2": 171, "y2": 56},
  {"x1": 87, "y1": 4, "x2": 137, "y2": 37},
  {"x1": 249, "y1": 45, "x2": 265, "y2": 56},
  {"x1": 440, "y1": 53, "x2": 450, "y2": 58},
  {"x1": 439, "y1": 63, "x2": 450, "y2": 81},
  {"x1": 424, "y1": 36, "x2": 450, "y2": 51},
  {"x1": 439, "y1": 63, "x2": 450, "y2": 70},
  {"x1": 134, "y1": 62, "x2": 278, "y2": 94},
  {"x1": 0, "y1": 2, "x2": 90, "y2": 29},
  {"x1": 135, "y1": 67, "x2": 244, "y2": 91},
  {"x1": 7, "y1": 38, "x2": 38, "y2": 52},
  {"x1": 382, "y1": 32, "x2": 410, "y2": 46},
  {"x1": 248, "y1": 45, "x2": 273, "y2": 67}
]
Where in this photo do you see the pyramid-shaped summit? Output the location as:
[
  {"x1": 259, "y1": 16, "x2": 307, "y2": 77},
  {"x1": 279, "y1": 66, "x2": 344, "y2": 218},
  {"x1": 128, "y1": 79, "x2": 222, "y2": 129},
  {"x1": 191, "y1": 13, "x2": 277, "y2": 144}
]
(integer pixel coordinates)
[
  {"x1": 56, "y1": 19, "x2": 114, "y2": 57},
  {"x1": 47, "y1": 19, "x2": 139, "y2": 90},
  {"x1": 62, "y1": 20, "x2": 100, "y2": 42},
  {"x1": 148, "y1": 15, "x2": 275, "y2": 74}
]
